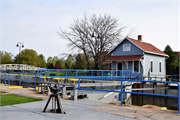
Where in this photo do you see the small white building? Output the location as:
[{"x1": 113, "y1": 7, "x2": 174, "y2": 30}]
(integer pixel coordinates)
[{"x1": 106, "y1": 35, "x2": 168, "y2": 79}]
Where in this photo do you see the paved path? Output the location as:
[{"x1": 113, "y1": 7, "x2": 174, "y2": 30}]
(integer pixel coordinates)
[
  {"x1": 0, "y1": 84, "x2": 133, "y2": 120},
  {"x1": 0, "y1": 99, "x2": 134, "y2": 120}
]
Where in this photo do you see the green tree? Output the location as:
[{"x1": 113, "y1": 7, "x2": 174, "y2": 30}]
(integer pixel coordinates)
[
  {"x1": 0, "y1": 51, "x2": 13, "y2": 64},
  {"x1": 37, "y1": 54, "x2": 46, "y2": 68},
  {"x1": 46, "y1": 56, "x2": 53, "y2": 69},
  {"x1": 47, "y1": 63, "x2": 54, "y2": 69},
  {"x1": 17, "y1": 49, "x2": 39, "y2": 66},
  {"x1": 56, "y1": 58, "x2": 66, "y2": 69},
  {"x1": 74, "y1": 53, "x2": 88, "y2": 69},
  {"x1": 65, "y1": 54, "x2": 75, "y2": 69},
  {"x1": 164, "y1": 45, "x2": 179, "y2": 74},
  {"x1": 46, "y1": 56, "x2": 65, "y2": 69},
  {"x1": 47, "y1": 56, "x2": 53, "y2": 63},
  {"x1": 52, "y1": 56, "x2": 59, "y2": 68}
]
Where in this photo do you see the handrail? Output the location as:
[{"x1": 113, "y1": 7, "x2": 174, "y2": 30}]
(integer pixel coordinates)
[
  {"x1": 36, "y1": 69, "x2": 142, "y2": 80},
  {"x1": 171, "y1": 74, "x2": 179, "y2": 82},
  {"x1": 77, "y1": 77, "x2": 180, "y2": 114}
]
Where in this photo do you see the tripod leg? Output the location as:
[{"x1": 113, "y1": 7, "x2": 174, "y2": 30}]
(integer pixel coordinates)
[
  {"x1": 55, "y1": 96, "x2": 56, "y2": 113},
  {"x1": 57, "y1": 95, "x2": 65, "y2": 114},
  {"x1": 43, "y1": 95, "x2": 52, "y2": 112},
  {"x1": 52, "y1": 97, "x2": 53, "y2": 110}
]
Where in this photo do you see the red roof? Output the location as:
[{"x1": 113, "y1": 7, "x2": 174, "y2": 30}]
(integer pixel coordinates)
[
  {"x1": 175, "y1": 51, "x2": 180, "y2": 56},
  {"x1": 127, "y1": 38, "x2": 167, "y2": 56},
  {"x1": 106, "y1": 55, "x2": 143, "y2": 61},
  {"x1": 102, "y1": 61, "x2": 110, "y2": 64}
]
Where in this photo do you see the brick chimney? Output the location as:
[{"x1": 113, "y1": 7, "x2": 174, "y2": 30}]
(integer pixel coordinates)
[{"x1": 138, "y1": 35, "x2": 142, "y2": 42}]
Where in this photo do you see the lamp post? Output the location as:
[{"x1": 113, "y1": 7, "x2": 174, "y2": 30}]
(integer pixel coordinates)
[
  {"x1": 92, "y1": 32, "x2": 100, "y2": 70},
  {"x1": 16, "y1": 42, "x2": 24, "y2": 72}
]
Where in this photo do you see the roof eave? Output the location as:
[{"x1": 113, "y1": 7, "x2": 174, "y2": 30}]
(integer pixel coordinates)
[
  {"x1": 106, "y1": 59, "x2": 142, "y2": 61},
  {"x1": 106, "y1": 55, "x2": 144, "y2": 61},
  {"x1": 145, "y1": 51, "x2": 169, "y2": 57}
]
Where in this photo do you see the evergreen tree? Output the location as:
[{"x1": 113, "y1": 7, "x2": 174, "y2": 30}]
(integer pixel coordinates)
[{"x1": 164, "y1": 45, "x2": 179, "y2": 74}]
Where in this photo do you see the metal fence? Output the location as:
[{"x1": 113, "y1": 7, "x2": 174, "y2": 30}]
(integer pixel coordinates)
[
  {"x1": 0, "y1": 72, "x2": 7, "y2": 85},
  {"x1": 171, "y1": 74, "x2": 180, "y2": 82},
  {"x1": 37, "y1": 69, "x2": 143, "y2": 80},
  {"x1": 77, "y1": 77, "x2": 180, "y2": 114},
  {"x1": 0, "y1": 72, "x2": 37, "y2": 87}
]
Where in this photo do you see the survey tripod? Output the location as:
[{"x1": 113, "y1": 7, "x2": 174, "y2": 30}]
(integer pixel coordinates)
[{"x1": 42, "y1": 84, "x2": 66, "y2": 114}]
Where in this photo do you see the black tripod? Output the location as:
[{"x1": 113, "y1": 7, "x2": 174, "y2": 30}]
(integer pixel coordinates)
[{"x1": 43, "y1": 84, "x2": 66, "y2": 114}]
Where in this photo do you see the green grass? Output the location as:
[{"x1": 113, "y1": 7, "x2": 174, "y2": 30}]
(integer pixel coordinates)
[
  {"x1": 1, "y1": 91, "x2": 6, "y2": 94},
  {"x1": 47, "y1": 71, "x2": 92, "y2": 76},
  {"x1": 1, "y1": 94, "x2": 43, "y2": 106}
]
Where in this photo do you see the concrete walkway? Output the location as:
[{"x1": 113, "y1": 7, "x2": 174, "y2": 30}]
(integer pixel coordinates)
[
  {"x1": 0, "y1": 84, "x2": 133, "y2": 120},
  {"x1": 1, "y1": 84, "x2": 180, "y2": 120},
  {"x1": 0, "y1": 99, "x2": 134, "y2": 120}
]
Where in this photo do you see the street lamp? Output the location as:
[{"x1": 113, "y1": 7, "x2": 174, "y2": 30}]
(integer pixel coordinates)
[
  {"x1": 16, "y1": 42, "x2": 24, "y2": 72},
  {"x1": 91, "y1": 32, "x2": 100, "y2": 70}
]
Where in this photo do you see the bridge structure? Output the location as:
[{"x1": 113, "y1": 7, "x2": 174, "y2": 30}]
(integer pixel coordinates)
[{"x1": 0, "y1": 64, "x2": 43, "y2": 71}]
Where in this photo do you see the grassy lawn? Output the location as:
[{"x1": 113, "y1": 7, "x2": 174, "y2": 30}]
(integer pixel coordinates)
[
  {"x1": 47, "y1": 71, "x2": 92, "y2": 76},
  {"x1": 1, "y1": 93, "x2": 43, "y2": 106},
  {"x1": 1, "y1": 91, "x2": 6, "y2": 94}
]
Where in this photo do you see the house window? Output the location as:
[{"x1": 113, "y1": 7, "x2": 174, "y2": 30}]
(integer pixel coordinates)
[
  {"x1": 134, "y1": 61, "x2": 139, "y2": 72},
  {"x1": 150, "y1": 60, "x2": 153, "y2": 73},
  {"x1": 159, "y1": 61, "x2": 161, "y2": 73},
  {"x1": 123, "y1": 44, "x2": 131, "y2": 51}
]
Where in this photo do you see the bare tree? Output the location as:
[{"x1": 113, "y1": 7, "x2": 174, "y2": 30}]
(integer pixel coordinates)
[{"x1": 58, "y1": 13, "x2": 130, "y2": 70}]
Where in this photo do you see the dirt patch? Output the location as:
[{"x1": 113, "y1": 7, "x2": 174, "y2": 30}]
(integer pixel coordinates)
[
  {"x1": 87, "y1": 103, "x2": 180, "y2": 120},
  {"x1": 0, "y1": 84, "x2": 72, "y2": 102}
]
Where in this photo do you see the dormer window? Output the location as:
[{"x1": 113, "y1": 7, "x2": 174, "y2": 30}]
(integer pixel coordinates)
[{"x1": 123, "y1": 44, "x2": 131, "y2": 51}]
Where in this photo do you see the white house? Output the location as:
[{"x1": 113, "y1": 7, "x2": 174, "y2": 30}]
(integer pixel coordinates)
[{"x1": 106, "y1": 35, "x2": 168, "y2": 79}]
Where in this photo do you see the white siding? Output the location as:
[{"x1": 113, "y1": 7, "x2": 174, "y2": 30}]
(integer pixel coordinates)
[{"x1": 144, "y1": 53, "x2": 166, "y2": 76}]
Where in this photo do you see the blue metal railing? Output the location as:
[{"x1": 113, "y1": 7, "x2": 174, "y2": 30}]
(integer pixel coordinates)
[
  {"x1": 1, "y1": 69, "x2": 179, "y2": 113},
  {"x1": 171, "y1": 74, "x2": 179, "y2": 82},
  {"x1": 0, "y1": 72, "x2": 7, "y2": 85},
  {"x1": 36, "y1": 69, "x2": 142, "y2": 80},
  {"x1": 5, "y1": 72, "x2": 37, "y2": 90},
  {"x1": 77, "y1": 77, "x2": 180, "y2": 114}
]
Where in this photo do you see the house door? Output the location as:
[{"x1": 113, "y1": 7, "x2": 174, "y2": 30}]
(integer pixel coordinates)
[{"x1": 118, "y1": 62, "x2": 122, "y2": 70}]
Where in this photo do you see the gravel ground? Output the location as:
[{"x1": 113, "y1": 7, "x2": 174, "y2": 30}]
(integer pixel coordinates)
[{"x1": 87, "y1": 103, "x2": 180, "y2": 120}]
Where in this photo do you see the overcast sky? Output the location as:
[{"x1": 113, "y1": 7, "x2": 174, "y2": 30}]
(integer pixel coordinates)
[{"x1": 0, "y1": 0, "x2": 179, "y2": 60}]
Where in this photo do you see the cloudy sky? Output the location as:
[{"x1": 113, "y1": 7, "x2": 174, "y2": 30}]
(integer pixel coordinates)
[{"x1": 0, "y1": 0, "x2": 179, "y2": 60}]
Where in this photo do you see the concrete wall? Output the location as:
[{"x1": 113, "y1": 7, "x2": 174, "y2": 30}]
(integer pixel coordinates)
[{"x1": 132, "y1": 83, "x2": 178, "y2": 110}]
